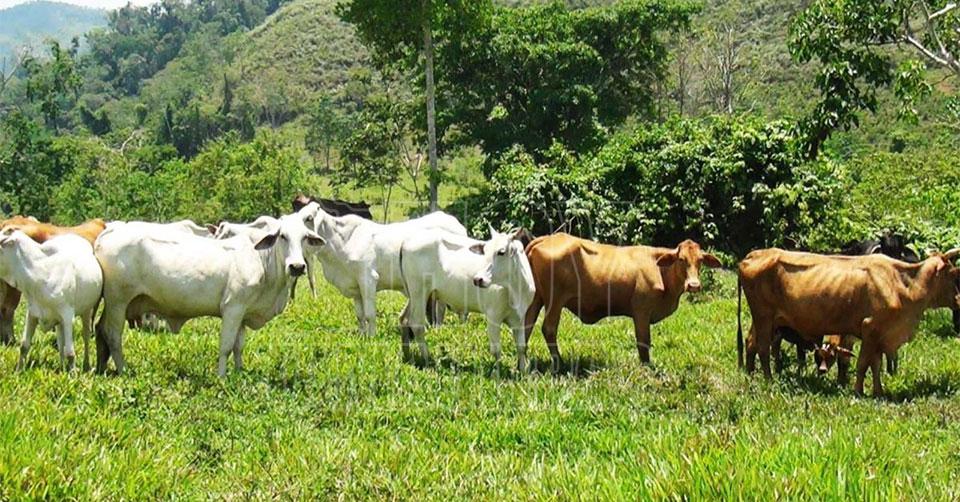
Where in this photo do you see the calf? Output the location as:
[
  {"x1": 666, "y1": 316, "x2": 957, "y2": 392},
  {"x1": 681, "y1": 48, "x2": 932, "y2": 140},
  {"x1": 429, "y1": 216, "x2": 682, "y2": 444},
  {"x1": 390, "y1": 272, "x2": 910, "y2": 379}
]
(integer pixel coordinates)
[
  {"x1": 737, "y1": 248, "x2": 960, "y2": 395},
  {"x1": 0, "y1": 230, "x2": 102, "y2": 371},
  {"x1": 94, "y1": 212, "x2": 324, "y2": 376},
  {"x1": 300, "y1": 203, "x2": 467, "y2": 337},
  {"x1": 524, "y1": 234, "x2": 721, "y2": 373},
  {"x1": 0, "y1": 217, "x2": 106, "y2": 344},
  {"x1": 399, "y1": 228, "x2": 535, "y2": 370}
]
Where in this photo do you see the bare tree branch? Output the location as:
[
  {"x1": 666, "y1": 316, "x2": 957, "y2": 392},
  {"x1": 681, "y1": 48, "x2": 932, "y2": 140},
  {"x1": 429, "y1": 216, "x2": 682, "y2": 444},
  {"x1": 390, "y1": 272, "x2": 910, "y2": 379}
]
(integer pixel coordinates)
[{"x1": 929, "y1": 2, "x2": 957, "y2": 20}]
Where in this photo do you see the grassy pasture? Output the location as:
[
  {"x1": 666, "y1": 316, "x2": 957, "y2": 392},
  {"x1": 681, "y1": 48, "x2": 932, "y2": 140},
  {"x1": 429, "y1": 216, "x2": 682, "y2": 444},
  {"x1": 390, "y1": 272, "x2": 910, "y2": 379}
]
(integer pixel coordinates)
[{"x1": 1, "y1": 272, "x2": 960, "y2": 499}]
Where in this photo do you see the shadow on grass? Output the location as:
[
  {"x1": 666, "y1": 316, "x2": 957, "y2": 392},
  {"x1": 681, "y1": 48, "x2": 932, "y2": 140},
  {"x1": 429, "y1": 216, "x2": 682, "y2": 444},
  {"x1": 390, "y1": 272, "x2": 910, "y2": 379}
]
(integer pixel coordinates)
[{"x1": 404, "y1": 349, "x2": 610, "y2": 381}]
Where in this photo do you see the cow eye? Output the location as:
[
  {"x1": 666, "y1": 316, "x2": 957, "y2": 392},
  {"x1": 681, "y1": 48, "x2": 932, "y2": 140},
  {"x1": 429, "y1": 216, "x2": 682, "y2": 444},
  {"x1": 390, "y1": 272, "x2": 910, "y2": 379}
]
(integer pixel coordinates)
[{"x1": 280, "y1": 234, "x2": 288, "y2": 241}]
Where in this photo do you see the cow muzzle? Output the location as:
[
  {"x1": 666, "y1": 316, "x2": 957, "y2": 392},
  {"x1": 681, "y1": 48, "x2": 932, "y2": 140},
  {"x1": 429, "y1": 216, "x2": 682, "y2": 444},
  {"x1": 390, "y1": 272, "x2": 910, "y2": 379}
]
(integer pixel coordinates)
[
  {"x1": 685, "y1": 280, "x2": 702, "y2": 293},
  {"x1": 818, "y1": 362, "x2": 829, "y2": 374},
  {"x1": 288, "y1": 263, "x2": 306, "y2": 276},
  {"x1": 473, "y1": 276, "x2": 491, "y2": 288}
]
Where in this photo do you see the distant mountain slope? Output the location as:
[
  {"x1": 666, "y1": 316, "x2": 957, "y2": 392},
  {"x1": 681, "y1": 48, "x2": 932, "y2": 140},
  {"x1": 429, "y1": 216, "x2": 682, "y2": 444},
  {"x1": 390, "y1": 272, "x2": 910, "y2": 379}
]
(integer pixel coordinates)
[
  {"x1": 237, "y1": 0, "x2": 369, "y2": 95},
  {"x1": 0, "y1": 1, "x2": 106, "y2": 61}
]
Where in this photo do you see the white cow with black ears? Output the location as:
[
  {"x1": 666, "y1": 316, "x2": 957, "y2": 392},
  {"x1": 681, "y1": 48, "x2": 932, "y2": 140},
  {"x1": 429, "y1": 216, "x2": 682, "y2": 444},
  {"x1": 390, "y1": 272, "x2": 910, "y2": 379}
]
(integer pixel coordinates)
[
  {"x1": 300, "y1": 203, "x2": 467, "y2": 337},
  {"x1": 398, "y1": 228, "x2": 535, "y2": 372},
  {"x1": 0, "y1": 230, "x2": 102, "y2": 372},
  {"x1": 94, "y1": 211, "x2": 324, "y2": 376}
]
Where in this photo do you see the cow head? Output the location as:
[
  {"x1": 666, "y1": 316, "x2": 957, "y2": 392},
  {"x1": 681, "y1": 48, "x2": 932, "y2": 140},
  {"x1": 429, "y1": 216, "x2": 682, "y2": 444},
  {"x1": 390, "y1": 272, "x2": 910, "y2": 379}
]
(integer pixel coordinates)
[
  {"x1": 929, "y1": 248, "x2": 960, "y2": 309},
  {"x1": 471, "y1": 227, "x2": 529, "y2": 289},
  {"x1": 213, "y1": 216, "x2": 277, "y2": 242},
  {"x1": 813, "y1": 343, "x2": 854, "y2": 374},
  {"x1": 253, "y1": 213, "x2": 325, "y2": 277},
  {"x1": 655, "y1": 239, "x2": 722, "y2": 293}
]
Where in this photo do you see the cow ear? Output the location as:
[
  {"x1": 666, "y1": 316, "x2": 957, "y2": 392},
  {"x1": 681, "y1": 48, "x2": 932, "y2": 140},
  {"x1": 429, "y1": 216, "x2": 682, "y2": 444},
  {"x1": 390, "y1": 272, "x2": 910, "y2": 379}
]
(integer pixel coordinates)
[
  {"x1": 305, "y1": 231, "x2": 325, "y2": 247},
  {"x1": 656, "y1": 252, "x2": 678, "y2": 267},
  {"x1": 469, "y1": 243, "x2": 485, "y2": 255},
  {"x1": 702, "y1": 253, "x2": 722, "y2": 268},
  {"x1": 254, "y1": 230, "x2": 280, "y2": 250}
]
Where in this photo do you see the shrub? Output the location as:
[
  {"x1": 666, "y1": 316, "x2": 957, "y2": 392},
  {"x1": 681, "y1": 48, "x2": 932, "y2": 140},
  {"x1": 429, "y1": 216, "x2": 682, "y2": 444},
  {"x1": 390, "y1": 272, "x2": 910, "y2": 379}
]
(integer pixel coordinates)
[{"x1": 452, "y1": 115, "x2": 847, "y2": 256}]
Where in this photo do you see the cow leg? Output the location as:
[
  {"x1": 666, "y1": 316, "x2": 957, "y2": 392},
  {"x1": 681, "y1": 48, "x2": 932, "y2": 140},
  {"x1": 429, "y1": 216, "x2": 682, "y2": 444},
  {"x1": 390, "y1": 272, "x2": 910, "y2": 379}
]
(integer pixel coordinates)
[
  {"x1": 399, "y1": 302, "x2": 414, "y2": 362},
  {"x1": 745, "y1": 326, "x2": 758, "y2": 373},
  {"x1": 16, "y1": 314, "x2": 39, "y2": 371},
  {"x1": 885, "y1": 351, "x2": 898, "y2": 375},
  {"x1": 403, "y1": 285, "x2": 431, "y2": 364},
  {"x1": 870, "y1": 352, "x2": 884, "y2": 397},
  {"x1": 796, "y1": 345, "x2": 807, "y2": 374},
  {"x1": 953, "y1": 308, "x2": 960, "y2": 337},
  {"x1": 486, "y1": 321, "x2": 502, "y2": 363},
  {"x1": 854, "y1": 325, "x2": 877, "y2": 396},
  {"x1": 524, "y1": 294, "x2": 543, "y2": 345},
  {"x1": 771, "y1": 333, "x2": 783, "y2": 373},
  {"x1": 541, "y1": 304, "x2": 563, "y2": 375},
  {"x1": 98, "y1": 305, "x2": 127, "y2": 374},
  {"x1": 749, "y1": 319, "x2": 774, "y2": 378},
  {"x1": 360, "y1": 279, "x2": 378, "y2": 338},
  {"x1": 837, "y1": 337, "x2": 852, "y2": 385},
  {"x1": 232, "y1": 327, "x2": 246, "y2": 371},
  {"x1": 426, "y1": 296, "x2": 446, "y2": 327},
  {"x1": 81, "y1": 311, "x2": 93, "y2": 372},
  {"x1": 511, "y1": 323, "x2": 527, "y2": 374},
  {"x1": 217, "y1": 311, "x2": 243, "y2": 377},
  {"x1": 0, "y1": 285, "x2": 20, "y2": 345},
  {"x1": 59, "y1": 308, "x2": 77, "y2": 372},
  {"x1": 352, "y1": 297, "x2": 365, "y2": 335},
  {"x1": 632, "y1": 312, "x2": 652, "y2": 365}
]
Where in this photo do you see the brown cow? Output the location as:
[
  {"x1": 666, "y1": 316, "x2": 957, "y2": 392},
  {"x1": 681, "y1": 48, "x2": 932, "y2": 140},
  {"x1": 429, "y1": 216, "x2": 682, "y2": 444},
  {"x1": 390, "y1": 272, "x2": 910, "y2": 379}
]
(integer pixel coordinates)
[
  {"x1": 737, "y1": 248, "x2": 960, "y2": 396},
  {"x1": 524, "y1": 234, "x2": 721, "y2": 372},
  {"x1": 0, "y1": 216, "x2": 106, "y2": 344}
]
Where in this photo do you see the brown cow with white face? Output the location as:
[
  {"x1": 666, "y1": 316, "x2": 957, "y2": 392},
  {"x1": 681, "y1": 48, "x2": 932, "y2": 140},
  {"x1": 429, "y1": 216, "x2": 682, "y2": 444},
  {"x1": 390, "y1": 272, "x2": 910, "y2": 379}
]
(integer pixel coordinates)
[
  {"x1": 0, "y1": 216, "x2": 106, "y2": 344},
  {"x1": 738, "y1": 248, "x2": 960, "y2": 396},
  {"x1": 524, "y1": 234, "x2": 721, "y2": 373}
]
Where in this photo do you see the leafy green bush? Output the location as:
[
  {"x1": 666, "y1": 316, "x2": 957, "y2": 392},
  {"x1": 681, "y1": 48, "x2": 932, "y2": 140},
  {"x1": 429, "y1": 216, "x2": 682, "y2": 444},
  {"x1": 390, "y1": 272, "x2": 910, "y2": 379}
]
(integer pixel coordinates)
[
  {"x1": 823, "y1": 151, "x2": 960, "y2": 253},
  {"x1": 452, "y1": 115, "x2": 847, "y2": 256},
  {"x1": 53, "y1": 131, "x2": 307, "y2": 225}
]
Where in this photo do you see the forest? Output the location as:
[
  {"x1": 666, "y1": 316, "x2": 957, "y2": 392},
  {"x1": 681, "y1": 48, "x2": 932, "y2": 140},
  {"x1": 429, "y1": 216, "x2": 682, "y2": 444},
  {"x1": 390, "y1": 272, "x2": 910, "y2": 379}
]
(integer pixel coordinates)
[{"x1": 0, "y1": 0, "x2": 956, "y2": 259}]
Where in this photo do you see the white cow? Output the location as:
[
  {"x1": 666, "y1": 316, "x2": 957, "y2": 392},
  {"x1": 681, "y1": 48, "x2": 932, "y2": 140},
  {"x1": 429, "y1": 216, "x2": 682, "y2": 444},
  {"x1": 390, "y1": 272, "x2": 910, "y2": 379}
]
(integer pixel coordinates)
[
  {"x1": 399, "y1": 228, "x2": 535, "y2": 371},
  {"x1": 94, "y1": 212, "x2": 324, "y2": 376},
  {"x1": 300, "y1": 203, "x2": 467, "y2": 337},
  {"x1": 106, "y1": 219, "x2": 212, "y2": 237},
  {"x1": 107, "y1": 219, "x2": 216, "y2": 332},
  {"x1": 0, "y1": 230, "x2": 103, "y2": 371}
]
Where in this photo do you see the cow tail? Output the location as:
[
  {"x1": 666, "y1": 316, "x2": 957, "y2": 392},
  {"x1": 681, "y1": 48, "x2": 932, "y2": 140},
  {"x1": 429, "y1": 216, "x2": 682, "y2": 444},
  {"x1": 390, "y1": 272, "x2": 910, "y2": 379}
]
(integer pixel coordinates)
[{"x1": 737, "y1": 270, "x2": 744, "y2": 369}]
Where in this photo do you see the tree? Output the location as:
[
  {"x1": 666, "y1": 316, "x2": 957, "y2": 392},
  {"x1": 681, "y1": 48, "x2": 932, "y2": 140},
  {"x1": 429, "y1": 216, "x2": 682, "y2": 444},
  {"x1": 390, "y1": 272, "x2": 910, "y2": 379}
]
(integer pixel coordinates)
[
  {"x1": 0, "y1": 50, "x2": 27, "y2": 102},
  {"x1": 337, "y1": 0, "x2": 490, "y2": 211},
  {"x1": 22, "y1": 39, "x2": 82, "y2": 131},
  {"x1": 339, "y1": 94, "x2": 430, "y2": 218},
  {"x1": 305, "y1": 93, "x2": 349, "y2": 173},
  {"x1": 698, "y1": 23, "x2": 752, "y2": 114},
  {"x1": 439, "y1": 1, "x2": 698, "y2": 173},
  {"x1": 790, "y1": 0, "x2": 960, "y2": 159}
]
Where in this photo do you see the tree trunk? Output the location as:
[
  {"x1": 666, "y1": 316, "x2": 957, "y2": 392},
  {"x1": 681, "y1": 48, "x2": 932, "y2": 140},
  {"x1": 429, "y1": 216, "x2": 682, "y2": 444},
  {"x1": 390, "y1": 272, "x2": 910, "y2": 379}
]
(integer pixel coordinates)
[{"x1": 422, "y1": 2, "x2": 439, "y2": 212}]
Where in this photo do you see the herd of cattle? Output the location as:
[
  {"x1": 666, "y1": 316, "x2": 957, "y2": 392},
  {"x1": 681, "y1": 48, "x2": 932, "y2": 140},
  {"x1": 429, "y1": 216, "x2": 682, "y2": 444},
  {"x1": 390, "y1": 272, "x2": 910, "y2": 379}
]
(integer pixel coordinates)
[{"x1": 0, "y1": 194, "x2": 957, "y2": 397}]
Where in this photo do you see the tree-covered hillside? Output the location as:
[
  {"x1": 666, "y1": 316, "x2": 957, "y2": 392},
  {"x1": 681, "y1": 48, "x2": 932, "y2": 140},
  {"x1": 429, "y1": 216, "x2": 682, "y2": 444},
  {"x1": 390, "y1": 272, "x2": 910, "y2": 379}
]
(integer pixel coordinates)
[
  {"x1": 0, "y1": 0, "x2": 957, "y2": 251},
  {"x1": 0, "y1": 1, "x2": 106, "y2": 61}
]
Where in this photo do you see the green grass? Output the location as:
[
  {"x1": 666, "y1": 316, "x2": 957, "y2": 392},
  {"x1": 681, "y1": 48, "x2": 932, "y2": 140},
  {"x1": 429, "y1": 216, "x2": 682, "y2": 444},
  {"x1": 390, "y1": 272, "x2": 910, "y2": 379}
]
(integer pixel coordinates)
[{"x1": 2, "y1": 271, "x2": 960, "y2": 499}]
